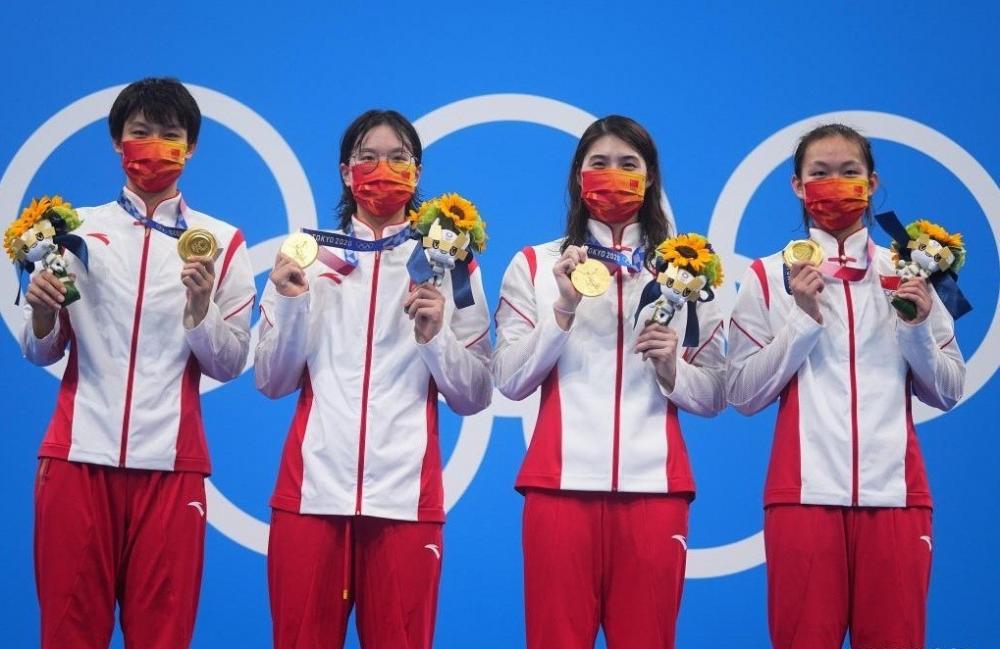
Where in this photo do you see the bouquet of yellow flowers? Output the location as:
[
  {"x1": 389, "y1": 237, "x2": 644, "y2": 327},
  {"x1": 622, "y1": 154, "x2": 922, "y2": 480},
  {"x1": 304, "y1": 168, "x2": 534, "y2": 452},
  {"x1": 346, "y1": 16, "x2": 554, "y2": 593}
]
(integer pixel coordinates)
[
  {"x1": 635, "y1": 233, "x2": 724, "y2": 347},
  {"x1": 4, "y1": 196, "x2": 88, "y2": 305},
  {"x1": 406, "y1": 193, "x2": 486, "y2": 309},
  {"x1": 875, "y1": 211, "x2": 971, "y2": 321}
]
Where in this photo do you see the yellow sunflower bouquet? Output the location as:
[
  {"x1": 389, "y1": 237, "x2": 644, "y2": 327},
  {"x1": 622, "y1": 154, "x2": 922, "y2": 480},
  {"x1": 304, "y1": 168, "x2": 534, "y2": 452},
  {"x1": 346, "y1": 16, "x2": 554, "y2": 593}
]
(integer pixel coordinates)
[
  {"x1": 5, "y1": 195, "x2": 88, "y2": 305},
  {"x1": 5, "y1": 196, "x2": 82, "y2": 262},
  {"x1": 409, "y1": 193, "x2": 487, "y2": 254},
  {"x1": 406, "y1": 193, "x2": 486, "y2": 308},
  {"x1": 887, "y1": 218, "x2": 969, "y2": 320},
  {"x1": 655, "y1": 233, "x2": 725, "y2": 289},
  {"x1": 636, "y1": 233, "x2": 724, "y2": 347},
  {"x1": 889, "y1": 220, "x2": 966, "y2": 274}
]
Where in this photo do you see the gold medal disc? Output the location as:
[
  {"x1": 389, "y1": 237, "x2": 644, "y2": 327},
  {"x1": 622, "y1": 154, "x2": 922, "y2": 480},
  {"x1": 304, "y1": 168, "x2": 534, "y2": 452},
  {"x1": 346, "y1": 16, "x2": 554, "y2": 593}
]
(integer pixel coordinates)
[
  {"x1": 177, "y1": 229, "x2": 219, "y2": 261},
  {"x1": 571, "y1": 259, "x2": 612, "y2": 297},
  {"x1": 280, "y1": 232, "x2": 319, "y2": 268},
  {"x1": 782, "y1": 239, "x2": 823, "y2": 267}
]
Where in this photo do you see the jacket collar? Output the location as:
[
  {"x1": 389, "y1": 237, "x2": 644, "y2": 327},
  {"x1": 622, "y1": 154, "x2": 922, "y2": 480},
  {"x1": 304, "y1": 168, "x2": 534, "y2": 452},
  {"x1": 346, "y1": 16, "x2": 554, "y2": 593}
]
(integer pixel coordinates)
[
  {"x1": 350, "y1": 215, "x2": 411, "y2": 241},
  {"x1": 810, "y1": 226, "x2": 871, "y2": 270},
  {"x1": 121, "y1": 186, "x2": 185, "y2": 225},
  {"x1": 586, "y1": 218, "x2": 644, "y2": 251}
]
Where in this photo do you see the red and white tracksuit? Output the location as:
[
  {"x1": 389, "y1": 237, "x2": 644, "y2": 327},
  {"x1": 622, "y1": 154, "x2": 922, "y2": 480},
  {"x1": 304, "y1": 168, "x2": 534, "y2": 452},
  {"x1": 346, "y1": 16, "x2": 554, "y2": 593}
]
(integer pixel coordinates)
[
  {"x1": 21, "y1": 187, "x2": 255, "y2": 648},
  {"x1": 727, "y1": 226, "x2": 965, "y2": 649},
  {"x1": 493, "y1": 219, "x2": 726, "y2": 649},
  {"x1": 255, "y1": 217, "x2": 492, "y2": 649}
]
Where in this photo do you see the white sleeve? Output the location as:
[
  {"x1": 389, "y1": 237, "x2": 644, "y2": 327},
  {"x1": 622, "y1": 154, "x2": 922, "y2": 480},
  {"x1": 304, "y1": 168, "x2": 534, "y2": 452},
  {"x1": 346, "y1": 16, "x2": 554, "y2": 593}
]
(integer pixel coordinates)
[
  {"x1": 184, "y1": 232, "x2": 255, "y2": 382},
  {"x1": 726, "y1": 264, "x2": 824, "y2": 415},
  {"x1": 491, "y1": 251, "x2": 571, "y2": 401},
  {"x1": 20, "y1": 305, "x2": 69, "y2": 367},
  {"x1": 415, "y1": 265, "x2": 493, "y2": 416},
  {"x1": 254, "y1": 280, "x2": 311, "y2": 399},
  {"x1": 894, "y1": 285, "x2": 966, "y2": 411},
  {"x1": 659, "y1": 299, "x2": 727, "y2": 416}
]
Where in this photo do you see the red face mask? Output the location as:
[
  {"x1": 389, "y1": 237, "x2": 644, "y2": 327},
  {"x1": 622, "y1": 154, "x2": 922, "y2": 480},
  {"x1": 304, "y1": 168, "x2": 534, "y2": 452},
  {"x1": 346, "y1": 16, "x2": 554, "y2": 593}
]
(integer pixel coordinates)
[
  {"x1": 581, "y1": 169, "x2": 646, "y2": 224},
  {"x1": 350, "y1": 162, "x2": 417, "y2": 219},
  {"x1": 803, "y1": 177, "x2": 870, "y2": 231},
  {"x1": 121, "y1": 139, "x2": 188, "y2": 193}
]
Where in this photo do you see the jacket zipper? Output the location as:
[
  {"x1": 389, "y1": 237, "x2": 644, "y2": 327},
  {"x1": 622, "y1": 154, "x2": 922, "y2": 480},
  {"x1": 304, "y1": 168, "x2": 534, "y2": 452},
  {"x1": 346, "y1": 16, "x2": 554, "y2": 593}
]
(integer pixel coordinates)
[
  {"x1": 841, "y1": 241, "x2": 860, "y2": 506},
  {"x1": 355, "y1": 250, "x2": 382, "y2": 514},
  {"x1": 611, "y1": 238, "x2": 625, "y2": 491},
  {"x1": 119, "y1": 226, "x2": 152, "y2": 467}
]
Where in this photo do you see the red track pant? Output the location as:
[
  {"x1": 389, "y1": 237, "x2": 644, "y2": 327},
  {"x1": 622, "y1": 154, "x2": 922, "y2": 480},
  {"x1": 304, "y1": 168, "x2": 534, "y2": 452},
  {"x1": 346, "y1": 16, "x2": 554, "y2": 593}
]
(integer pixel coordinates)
[
  {"x1": 268, "y1": 509, "x2": 444, "y2": 649},
  {"x1": 765, "y1": 504, "x2": 933, "y2": 649},
  {"x1": 34, "y1": 458, "x2": 207, "y2": 648},
  {"x1": 522, "y1": 488, "x2": 690, "y2": 649}
]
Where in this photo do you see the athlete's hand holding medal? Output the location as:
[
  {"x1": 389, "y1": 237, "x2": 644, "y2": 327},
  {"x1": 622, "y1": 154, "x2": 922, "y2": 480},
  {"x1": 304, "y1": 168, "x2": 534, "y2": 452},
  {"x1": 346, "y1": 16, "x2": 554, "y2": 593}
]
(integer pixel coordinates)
[
  {"x1": 271, "y1": 232, "x2": 316, "y2": 298},
  {"x1": 783, "y1": 238, "x2": 826, "y2": 324},
  {"x1": 551, "y1": 245, "x2": 609, "y2": 328},
  {"x1": 177, "y1": 228, "x2": 223, "y2": 326}
]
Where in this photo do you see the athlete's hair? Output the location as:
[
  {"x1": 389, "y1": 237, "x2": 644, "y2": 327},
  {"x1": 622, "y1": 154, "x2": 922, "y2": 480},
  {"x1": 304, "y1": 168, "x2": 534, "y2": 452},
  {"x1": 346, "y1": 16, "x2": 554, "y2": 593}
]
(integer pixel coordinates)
[{"x1": 108, "y1": 77, "x2": 201, "y2": 145}]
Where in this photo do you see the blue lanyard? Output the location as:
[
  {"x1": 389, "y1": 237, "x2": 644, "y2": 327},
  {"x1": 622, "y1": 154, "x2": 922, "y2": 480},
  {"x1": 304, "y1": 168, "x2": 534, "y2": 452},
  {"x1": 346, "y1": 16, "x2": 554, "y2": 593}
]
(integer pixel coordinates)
[
  {"x1": 302, "y1": 224, "x2": 417, "y2": 267},
  {"x1": 117, "y1": 191, "x2": 188, "y2": 238},
  {"x1": 300, "y1": 222, "x2": 478, "y2": 309},
  {"x1": 584, "y1": 235, "x2": 646, "y2": 272}
]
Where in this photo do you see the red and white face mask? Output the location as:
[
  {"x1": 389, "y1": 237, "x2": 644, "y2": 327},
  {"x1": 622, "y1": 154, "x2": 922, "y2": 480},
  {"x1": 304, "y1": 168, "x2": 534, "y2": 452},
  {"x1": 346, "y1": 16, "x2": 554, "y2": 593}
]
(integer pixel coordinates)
[
  {"x1": 350, "y1": 162, "x2": 417, "y2": 219},
  {"x1": 581, "y1": 169, "x2": 646, "y2": 224},
  {"x1": 121, "y1": 138, "x2": 188, "y2": 193},
  {"x1": 803, "y1": 177, "x2": 870, "y2": 231}
]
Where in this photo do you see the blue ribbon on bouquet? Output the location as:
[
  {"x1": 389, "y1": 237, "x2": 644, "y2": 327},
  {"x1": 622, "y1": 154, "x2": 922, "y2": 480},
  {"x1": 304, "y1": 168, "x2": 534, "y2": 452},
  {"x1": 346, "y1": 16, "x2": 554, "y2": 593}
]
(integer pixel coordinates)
[
  {"x1": 874, "y1": 210, "x2": 972, "y2": 320},
  {"x1": 405, "y1": 245, "x2": 475, "y2": 309}
]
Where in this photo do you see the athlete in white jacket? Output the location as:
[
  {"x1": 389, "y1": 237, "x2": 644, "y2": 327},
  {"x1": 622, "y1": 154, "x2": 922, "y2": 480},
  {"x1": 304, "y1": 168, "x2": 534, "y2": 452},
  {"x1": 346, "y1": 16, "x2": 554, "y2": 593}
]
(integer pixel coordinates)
[
  {"x1": 727, "y1": 124, "x2": 966, "y2": 649},
  {"x1": 21, "y1": 78, "x2": 254, "y2": 649},
  {"x1": 493, "y1": 116, "x2": 726, "y2": 649},
  {"x1": 255, "y1": 110, "x2": 491, "y2": 649}
]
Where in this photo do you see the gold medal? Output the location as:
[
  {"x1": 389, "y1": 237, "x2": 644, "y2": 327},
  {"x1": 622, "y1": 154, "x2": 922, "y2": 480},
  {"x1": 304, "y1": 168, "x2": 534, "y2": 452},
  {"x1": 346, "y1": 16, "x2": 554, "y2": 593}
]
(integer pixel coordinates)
[
  {"x1": 177, "y1": 229, "x2": 218, "y2": 261},
  {"x1": 571, "y1": 258, "x2": 612, "y2": 297},
  {"x1": 782, "y1": 239, "x2": 823, "y2": 267},
  {"x1": 280, "y1": 232, "x2": 319, "y2": 268}
]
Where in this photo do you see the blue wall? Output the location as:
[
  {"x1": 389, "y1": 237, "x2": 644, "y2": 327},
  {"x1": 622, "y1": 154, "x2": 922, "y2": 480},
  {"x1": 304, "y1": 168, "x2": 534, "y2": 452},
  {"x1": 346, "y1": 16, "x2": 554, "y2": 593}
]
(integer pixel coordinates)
[{"x1": 1, "y1": 2, "x2": 997, "y2": 646}]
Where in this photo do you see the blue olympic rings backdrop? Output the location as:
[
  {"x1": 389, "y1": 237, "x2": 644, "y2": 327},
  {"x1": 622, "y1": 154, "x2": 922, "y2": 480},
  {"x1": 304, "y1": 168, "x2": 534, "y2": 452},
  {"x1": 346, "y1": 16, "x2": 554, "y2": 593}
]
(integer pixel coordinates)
[{"x1": 1, "y1": 2, "x2": 998, "y2": 647}]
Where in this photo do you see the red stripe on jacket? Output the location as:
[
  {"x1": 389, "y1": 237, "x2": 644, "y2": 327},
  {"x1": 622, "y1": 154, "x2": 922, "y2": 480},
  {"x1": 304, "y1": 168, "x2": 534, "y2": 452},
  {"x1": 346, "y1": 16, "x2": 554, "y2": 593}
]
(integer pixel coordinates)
[
  {"x1": 38, "y1": 311, "x2": 76, "y2": 460},
  {"x1": 666, "y1": 402, "x2": 695, "y2": 495},
  {"x1": 175, "y1": 355, "x2": 211, "y2": 473},
  {"x1": 218, "y1": 229, "x2": 246, "y2": 287},
  {"x1": 904, "y1": 373, "x2": 932, "y2": 507},
  {"x1": 764, "y1": 377, "x2": 802, "y2": 505},
  {"x1": 270, "y1": 370, "x2": 313, "y2": 512},
  {"x1": 418, "y1": 378, "x2": 445, "y2": 522},
  {"x1": 515, "y1": 368, "x2": 563, "y2": 491},
  {"x1": 522, "y1": 246, "x2": 537, "y2": 284}
]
